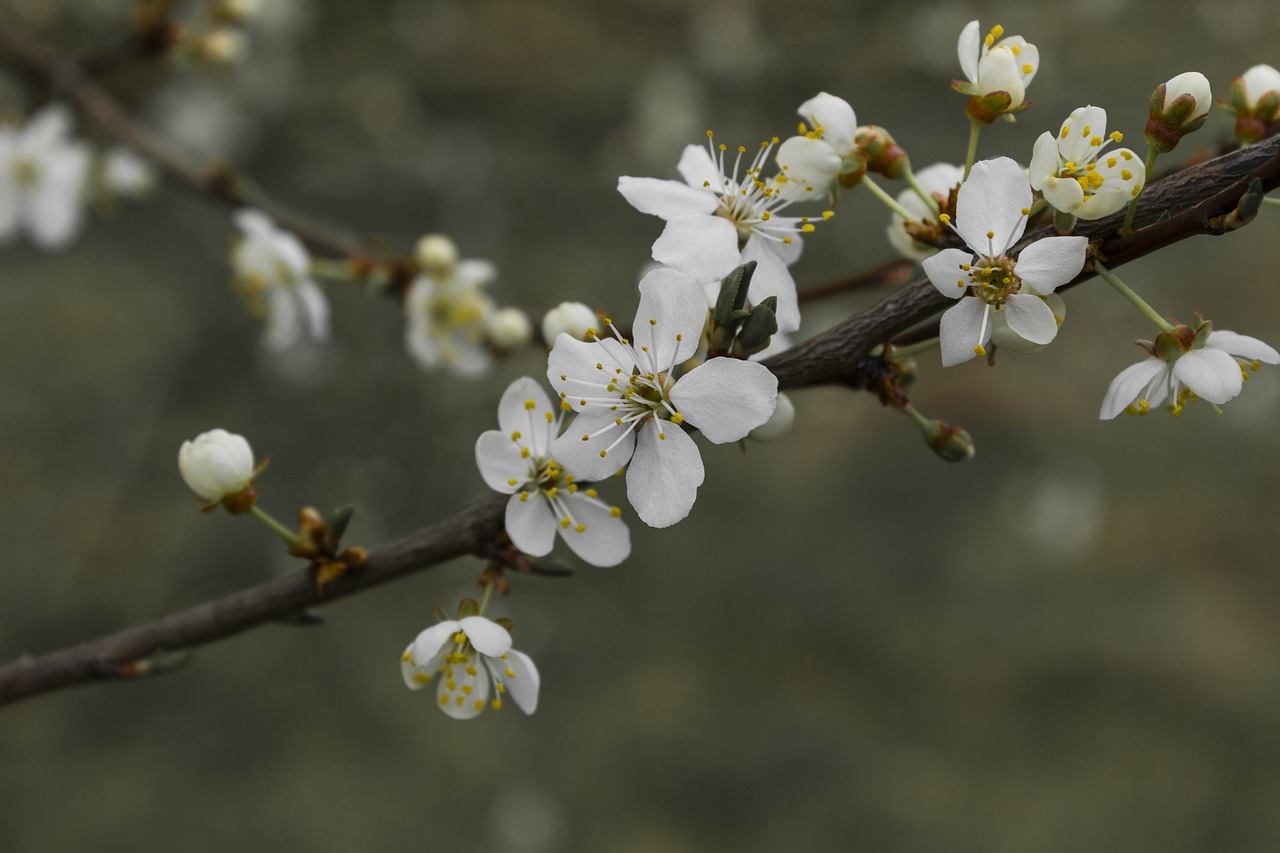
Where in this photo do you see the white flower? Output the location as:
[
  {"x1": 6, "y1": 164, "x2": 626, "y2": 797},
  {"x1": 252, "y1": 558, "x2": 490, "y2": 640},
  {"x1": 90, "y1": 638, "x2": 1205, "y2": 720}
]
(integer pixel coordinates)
[
  {"x1": 484, "y1": 307, "x2": 532, "y2": 351},
  {"x1": 541, "y1": 301, "x2": 598, "y2": 343},
  {"x1": 952, "y1": 21, "x2": 1039, "y2": 122},
  {"x1": 1029, "y1": 106, "x2": 1145, "y2": 220},
  {"x1": 99, "y1": 147, "x2": 156, "y2": 199},
  {"x1": 922, "y1": 158, "x2": 1086, "y2": 366},
  {"x1": 1147, "y1": 72, "x2": 1212, "y2": 152},
  {"x1": 774, "y1": 92, "x2": 858, "y2": 202},
  {"x1": 1100, "y1": 326, "x2": 1279, "y2": 419},
  {"x1": 475, "y1": 377, "x2": 630, "y2": 567},
  {"x1": 178, "y1": 428, "x2": 256, "y2": 505},
  {"x1": 618, "y1": 135, "x2": 820, "y2": 333},
  {"x1": 404, "y1": 258, "x2": 497, "y2": 377},
  {"x1": 547, "y1": 268, "x2": 778, "y2": 528},
  {"x1": 415, "y1": 233, "x2": 459, "y2": 270},
  {"x1": 1238, "y1": 64, "x2": 1280, "y2": 111},
  {"x1": 401, "y1": 616, "x2": 539, "y2": 720},
  {"x1": 231, "y1": 208, "x2": 329, "y2": 351},
  {"x1": 886, "y1": 162, "x2": 963, "y2": 261},
  {"x1": 0, "y1": 103, "x2": 91, "y2": 251}
]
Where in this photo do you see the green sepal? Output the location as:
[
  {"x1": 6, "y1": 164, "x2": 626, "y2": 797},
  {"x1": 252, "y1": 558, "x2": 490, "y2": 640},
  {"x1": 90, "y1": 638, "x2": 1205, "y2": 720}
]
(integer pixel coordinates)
[
  {"x1": 456, "y1": 597, "x2": 481, "y2": 618},
  {"x1": 713, "y1": 261, "x2": 757, "y2": 326},
  {"x1": 326, "y1": 505, "x2": 355, "y2": 542},
  {"x1": 528, "y1": 558, "x2": 575, "y2": 578},
  {"x1": 1230, "y1": 77, "x2": 1250, "y2": 113},
  {"x1": 432, "y1": 605, "x2": 450, "y2": 623},
  {"x1": 736, "y1": 297, "x2": 778, "y2": 352},
  {"x1": 494, "y1": 617, "x2": 515, "y2": 633}
]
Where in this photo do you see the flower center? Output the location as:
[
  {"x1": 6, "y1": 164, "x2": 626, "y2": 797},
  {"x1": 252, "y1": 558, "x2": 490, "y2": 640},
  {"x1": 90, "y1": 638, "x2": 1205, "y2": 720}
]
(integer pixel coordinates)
[
  {"x1": 969, "y1": 255, "x2": 1021, "y2": 305},
  {"x1": 12, "y1": 156, "x2": 41, "y2": 188}
]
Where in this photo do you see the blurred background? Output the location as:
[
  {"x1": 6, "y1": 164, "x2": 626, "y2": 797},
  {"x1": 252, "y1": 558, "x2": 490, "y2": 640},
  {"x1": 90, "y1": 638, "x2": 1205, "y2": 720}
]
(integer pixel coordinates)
[{"x1": 2, "y1": 0, "x2": 1280, "y2": 850}]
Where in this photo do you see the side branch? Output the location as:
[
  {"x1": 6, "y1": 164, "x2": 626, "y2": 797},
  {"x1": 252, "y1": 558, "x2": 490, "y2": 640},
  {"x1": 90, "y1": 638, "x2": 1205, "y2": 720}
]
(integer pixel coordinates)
[
  {"x1": 0, "y1": 495, "x2": 506, "y2": 706},
  {"x1": 764, "y1": 133, "x2": 1280, "y2": 390}
]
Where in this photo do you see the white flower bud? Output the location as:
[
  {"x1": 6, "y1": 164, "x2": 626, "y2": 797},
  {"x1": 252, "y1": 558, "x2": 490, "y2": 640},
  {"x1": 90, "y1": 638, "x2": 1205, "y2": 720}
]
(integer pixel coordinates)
[
  {"x1": 1147, "y1": 72, "x2": 1213, "y2": 153},
  {"x1": 484, "y1": 307, "x2": 533, "y2": 351},
  {"x1": 1162, "y1": 72, "x2": 1213, "y2": 121},
  {"x1": 101, "y1": 147, "x2": 155, "y2": 198},
  {"x1": 1240, "y1": 64, "x2": 1280, "y2": 110},
  {"x1": 196, "y1": 28, "x2": 248, "y2": 65},
  {"x1": 416, "y1": 234, "x2": 459, "y2": 271},
  {"x1": 748, "y1": 392, "x2": 794, "y2": 442},
  {"x1": 179, "y1": 429, "x2": 256, "y2": 504},
  {"x1": 541, "y1": 301, "x2": 598, "y2": 343}
]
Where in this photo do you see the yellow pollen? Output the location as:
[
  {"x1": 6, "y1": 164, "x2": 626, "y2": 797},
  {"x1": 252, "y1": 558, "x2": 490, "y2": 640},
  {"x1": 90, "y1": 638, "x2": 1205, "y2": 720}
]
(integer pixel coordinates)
[
  {"x1": 703, "y1": 180, "x2": 710, "y2": 187},
  {"x1": 453, "y1": 632, "x2": 465, "y2": 644},
  {"x1": 1090, "y1": 135, "x2": 1102, "y2": 146},
  {"x1": 783, "y1": 237, "x2": 792, "y2": 244},
  {"x1": 706, "y1": 129, "x2": 713, "y2": 138},
  {"x1": 798, "y1": 121, "x2": 808, "y2": 134},
  {"x1": 401, "y1": 650, "x2": 413, "y2": 662},
  {"x1": 507, "y1": 478, "x2": 518, "y2": 486},
  {"x1": 1060, "y1": 126, "x2": 1070, "y2": 139},
  {"x1": 599, "y1": 449, "x2": 607, "y2": 457},
  {"x1": 1082, "y1": 125, "x2": 1091, "y2": 136},
  {"x1": 575, "y1": 524, "x2": 586, "y2": 533},
  {"x1": 676, "y1": 333, "x2": 683, "y2": 341},
  {"x1": 1120, "y1": 169, "x2": 1132, "y2": 180},
  {"x1": 823, "y1": 210, "x2": 835, "y2": 219},
  {"x1": 544, "y1": 412, "x2": 554, "y2": 422},
  {"x1": 519, "y1": 491, "x2": 528, "y2": 502},
  {"x1": 1131, "y1": 185, "x2": 1141, "y2": 197},
  {"x1": 524, "y1": 399, "x2": 536, "y2": 410},
  {"x1": 761, "y1": 211, "x2": 771, "y2": 220},
  {"x1": 991, "y1": 24, "x2": 1004, "y2": 37},
  {"x1": 1110, "y1": 131, "x2": 1124, "y2": 142},
  {"x1": 586, "y1": 488, "x2": 598, "y2": 498},
  {"x1": 1063, "y1": 161, "x2": 1076, "y2": 171},
  {"x1": 671, "y1": 412, "x2": 684, "y2": 424},
  {"x1": 986, "y1": 230, "x2": 995, "y2": 239},
  {"x1": 440, "y1": 695, "x2": 448, "y2": 706},
  {"x1": 1011, "y1": 44, "x2": 1021, "y2": 55},
  {"x1": 984, "y1": 34, "x2": 994, "y2": 47},
  {"x1": 462, "y1": 685, "x2": 473, "y2": 695},
  {"x1": 456, "y1": 696, "x2": 464, "y2": 706},
  {"x1": 474, "y1": 700, "x2": 484, "y2": 711},
  {"x1": 1121, "y1": 150, "x2": 1133, "y2": 161},
  {"x1": 546, "y1": 486, "x2": 557, "y2": 498},
  {"x1": 610, "y1": 507, "x2": 621, "y2": 517},
  {"x1": 1022, "y1": 63, "x2": 1033, "y2": 74},
  {"x1": 1020, "y1": 207, "x2": 1030, "y2": 215},
  {"x1": 801, "y1": 224, "x2": 815, "y2": 233},
  {"x1": 506, "y1": 667, "x2": 516, "y2": 678},
  {"x1": 718, "y1": 143, "x2": 726, "y2": 151},
  {"x1": 957, "y1": 280, "x2": 966, "y2": 288},
  {"x1": 1106, "y1": 157, "x2": 1117, "y2": 168},
  {"x1": 560, "y1": 517, "x2": 570, "y2": 529},
  {"x1": 560, "y1": 401, "x2": 572, "y2": 411},
  {"x1": 738, "y1": 145, "x2": 746, "y2": 153},
  {"x1": 520, "y1": 447, "x2": 530, "y2": 459},
  {"x1": 412, "y1": 671, "x2": 431, "y2": 684},
  {"x1": 492, "y1": 698, "x2": 502, "y2": 710},
  {"x1": 973, "y1": 344, "x2": 986, "y2": 356}
]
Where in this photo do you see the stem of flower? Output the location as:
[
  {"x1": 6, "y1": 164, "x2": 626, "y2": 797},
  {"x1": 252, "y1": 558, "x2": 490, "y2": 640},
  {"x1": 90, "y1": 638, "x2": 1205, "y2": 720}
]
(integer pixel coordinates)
[
  {"x1": 477, "y1": 578, "x2": 495, "y2": 615},
  {"x1": 901, "y1": 165, "x2": 940, "y2": 215},
  {"x1": 963, "y1": 119, "x2": 982, "y2": 180},
  {"x1": 247, "y1": 505, "x2": 306, "y2": 550},
  {"x1": 860, "y1": 176, "x2": 916, "y2": 221},
  {"x1": 1121, "y1": 145, "x2": 1159, "y2": 234},
  {"x1": 309, "y1": 258, "x2": 359, "y2": 280},
  {"x1": 1261, "y1": 197, "x2": 1280, "y2": 209},
  {"x1": 1092, "y1": 260, "x2": 1174, "y2": 333},
  {"x1": 888, "y1": 336, "x2": 940, "y2": 360}
]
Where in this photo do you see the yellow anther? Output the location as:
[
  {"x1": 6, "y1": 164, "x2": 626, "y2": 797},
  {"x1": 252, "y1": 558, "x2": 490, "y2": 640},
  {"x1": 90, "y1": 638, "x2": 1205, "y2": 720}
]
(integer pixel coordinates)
[
  {"x1": 492, "y1": 698, "x2": 502, "y2": 710},
  {"x1": 1090, "y1": 136, "x2": 1102, "y2": 146},
  {"x1": 520, "y1": 447, "x2": 530, "y2": 459},
  {"x1": 1082, "y1": 126, "x2": 1091, "y2": 136},
  {"x1": 1021, "y1": 207, "x2": 1030, "y2": 215},
  {"x1": 659, "y1": 433, "x2": 666, "y2": 440},
  {"x1": 703, "y1": 180, "x2": 710, "y2": 187},
  {"x1": 506, "y1": 667, "x2": 516, "y2": 678},
  {"x1": 991, "y1": 24, "x2": 1004, "y2": 37},
  {"x1": 412, "y1": 672, "x2": 431, "y2": 684},
  {"x1": 1131, "y1": 185, "x2": 1141, "y2": 197},
  {"x1": 1022, "y1": 63, "x2": 1033, "y2": 74},
  {"x1": 586, "y1": 488, "x2": 598, "y2": 498},
  {"x1": 957, "y1": 280, "x2": 966, "y2": 288},
  {"x1": 802, "y1": 224, "x2": 815, "y2": 233},
  {"x1": 1055, "y1": 316, "x2": 1063, "y2": 326},
  {"x1": 453, "y1": 632, "x2": 465, "y2": 644},
  {"x1": 973, "y1": 344, "x2": 986, "y2": 356},
  {"x1": 984, "y1": 34, "x2": 994, "y2": 47},
  {"x1": 823, "y1": 210, "x2": 835, "y2": 219},
  {"x1": 440, "y1": 695, "x2": 449, "y2": 706},
  {"x1": 609, "y1": 507, "x2": 621, "y2": 518},
  {"x1": 575, "y1": 524, "x2": 586, "y2": 533},
  {"x1": 1120, "y1": 169, "x2": 1132, "y2": 181},
  {"x1": 546, "y1": 486, "x2": 558, "y2": 498},
  {"x1": 1138, "y1": 399, "x2": 1150, "y2": 410},
  {"x1": 798, "y1": 121, "x2": 808, "y2": 134},
  {"x1": 676, "y1": 333, "x2": 683, "y2": 341},
  {"x1": 1063, "y1": 161, "x2": 1076, "y2": 171},
  {"x1": 671, "y1": 412, "x2": 684, "y2": 424},
  {"x1": 560, "y1": 401, "x2": 572, "y2": 411},
  {"x1": 401, "y1": 650, "x2": 413, "y2": 662},
  {"x1": 783, "y1": 237, "x2": 793, "y2": 244},
  {"x1": 524, "y1": 399, "x2": 536, "y2": 410},
  {"x1": 1110, "y1": 131, "x2": 1123, "y2": 142},
  {"x1": 986, "y1": 230, "x2": 995, "y2": 239},
  {"x1": 1106, "y1": 157, "x2": 1117, "y2": 168},
  {"x1": 519, "y1": 491, "x2": 529, "y2": 502},
  {"x1": 761, "y1": 211, "x2": 771, "y2": 221},
  {"x1": 599, "y1": 449, "x2": 607, "y2": 457},
  {"x1": 1010, "y1": 44, "x2": 1021, "y2": 55},
  {"x1": 456, "y1": 696, "x2": 464, "y2": 706},
  {"x1": 1060, "y1": 126, "x2": 1070, "y2": 139},
  {"x1": 507, "y1": 478, "x2": 518, "y2": 487},
  {"x1": 1121, "y1": 150, "x2": 1133, "y2": 161},
  {"x1": 939, "y1": 213, "x2": 951, "y2": 223},
  {"x1": 560, "y1": 517, "x2": 570, "y2": 529},
  {"x1": 544, "y1": 412, "x2": 554, "y2": 423},
  {"x1": 738, "y1": 145, "x2": 746, "y2": 153},
  {"x1": 718, "y1": 143, "x2": 726, "y2": 151},
  {"x1": 1252, "y1": 360, "x2": 1262, "y2": 370},
  {"x1": 706, "y1": 129, "x2": 713, "y2": 138}
]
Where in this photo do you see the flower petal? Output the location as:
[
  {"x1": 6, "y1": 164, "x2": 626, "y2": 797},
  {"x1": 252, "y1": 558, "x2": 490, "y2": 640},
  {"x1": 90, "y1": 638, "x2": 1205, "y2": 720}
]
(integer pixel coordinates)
[
  {"x1": 741, "y1": 237, "x2": 801, "y2": 334},
  {"x1": 651, "y1": 214, "x2": 741, "y2": 282},
  {"x1": 633, "y1": 267, "x2": 710, "y2": 369},
  {"x1": 550, "y1": 411, "x2": 636, "y2": 482},
  {"x1": 939, "y1": 297, "x2": 991, "y2": 367},
  {"x1": 475, "y1": 430, "x2": 529, "y2": 493},
  {"x1": 1002, "y1": 293, "x2": 1059, "y2": 346},
  {"x1": 1058, "y1": 105, "x2": 1108, "y2": 165},
  {"x1": 677, "y1": 143, "x2": 721, "y2": 189},
  {"x1": 496, "y1": 376, "x2": 557, "y2": 454},
  {"x1": 1014, "y1": 236, "x2": 1086, "y2": 294},
  {"x1": 670, "y1": 358, "x2": 777, "y2": 443},
  {"x1": 1099, "y1": 358, "x2": 1166, "y2": 419},
  {"x1": 295, "y1": 280, "x2": 330, "y2": 343},
  {"x1": 1041, "y1": 175, "x2": 1086, "y2": 216},
  {"x1": 957, "y1": 20, "x2": 981, "y2": 83},
  {"x1": 1174, "y1": 348, "x2": 1242, "y2": 404},
  {"x1": 557, "y1": 493, "x2": 631, "y2": 567},
  {"x1": 438, "y1": 656, "x2": 490, "y2": 720},
  {"x1": 617, "y1": 176, "x2": 718, "y2": 220},
  {"x1": 1205, "y1": 330, "x2": 1280, "y2": 364},
  {"x1": 922, "y1": 248, "x2": 976, "y2": 299},
  {"x1": 460, "y1": 616, "x2": 513, "y2": 657},
  {"x1": 500, "y1": 650, "x2": 540, "y2": 714},
  {"x1": 775, "y1": 135, "x2": 840, "y2": 201},
  {"x1": 23, "y1": 144, "x2": 89, "y2": 251},
  {"x1": 626, "y1": 421, "x2": 704, "y2": 528},
  {"x1": 955, "y1": 157, "x2": 1030, "y2": 255},
  {"x1": 547, "y1": 336, "x2": 633, "y2": 412},
  {"x1": 1027, "y1": 132, "x2": 1059, "y2": 191},
  {"x1": 412, "y1": 620, "x2": 462, "y2": 664},
  {"x1": 976, "y1": 48, "x2": 1025, "y2": 106},
  {"x1": 505, "y1": 492, "x2": 556, "y2": 557},
  {"x1": 797, "y1": 92, "x2": 857, "y2": 153}
]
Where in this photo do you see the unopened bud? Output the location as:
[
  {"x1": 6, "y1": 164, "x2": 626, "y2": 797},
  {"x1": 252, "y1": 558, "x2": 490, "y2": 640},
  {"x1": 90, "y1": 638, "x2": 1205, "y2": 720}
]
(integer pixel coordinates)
[
  {"x1": 211, "y1": 0, "x2": 261, "y2": 22},
  {"x1": 748, "y1": 393, "x2": 794, "y2": 443},
  {"x1": 484, "y1": 307, "x2": 533, "y2": 351},
  {"x1": 922, "y1": 419, "x2": 975, "y2": 462},
  {"x1": 541, "y1": 301, "x2": 598, "y2": 343},
  {"x1": 415, "y1": 234, "x2": 459, "y2": 271},
  {"x1": 178, "y1": 428, "x2": 259, "y2": 511},
  {"x1": 854, "y1": 126, "x2": 909, "y2": 180},
  {"x1": 1146, "y1": 72, "x2": 1212, "y2": 153},
  {"x1": 1230, "y1": 64, "x2": 1280, "y2": 145},
  {"x1": 193, "y1": 27, "x2": 247, "y2": 64}
]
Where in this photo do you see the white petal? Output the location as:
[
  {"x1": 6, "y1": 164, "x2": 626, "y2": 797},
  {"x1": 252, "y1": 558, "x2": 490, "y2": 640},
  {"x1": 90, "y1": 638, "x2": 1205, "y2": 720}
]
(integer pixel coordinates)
[
  {"x1": 262, "y1": 285, "x2": 301, "y2": 351},
  {"x1": 474, "y1": 431, "x2": 528, "y2": 493},
  {"x1": 412, "y1": 620, "x2": 462, "y2": 664},
  {"x1": 405, "y1": 319, "x2": 440, "y2": 371},
  {"x1": 233, "y1": 208, "x2": 275, "y2": 239},
  {"x1": 617, "y1": 176, "x2": 718, "y2": 220},
  {"x1": 769, "y1": 230, "x2": 803, "y2": 266},
  {"x1": 1174, "y1": 348, "x2": 1242, "y2": 404},
  {"x1": 401, "y1": 644, "x2": 426, "y2": 690},
  {"x1": 1001, "y1": 293, "x2": 1059, "y2": 345},
  {"x1": 1242, "y1": 65, "x2": 1280, "y2": 108},
  {"x1": 557, "y1": 493, "x2": 631, "y2": 567},
  {"x1": 914, "y1": 162, "x2": 964, "y2": 196},
  {"x1": 1006, "y1": 38, "x2": 1039, "y2": 86},
  {"x1": 1027, "y1": 132, "x2": 1060, "y2": 190},
  {"x1": 1099, "y1": 358, "x2": 1166, "y2": 419},
  {"x1": 1205, "y1": 330, "x2": 1280, "y2": 364},
  {"x1": 1075, "y1": 187, "x2": 1131, "y2": 220},
  {"x1": 669, "y1": 358, "x2": 777, "y2": 443},
  {"x1": 547, "y1": 336, "x2": 633, "y2": 412},
  {"x1": 295, "y1": 280, "x2": 329, "y2": 343},
  {"x1": 453, "y1": 259, "x2": 497, "y2": 290},
  {"x1": 677, "y1": 143, "x2": 721, "y2": 189},
  {"x1": 1041, "y1": 175, "x2": 1086, "y2": 215},
  {"x1": 20, "y1": 103, "x2": 74, "y2": 150},
  {"x1": 957, "y1": 20, "x2": 981, "y2": 83},
  {"x1": 976, "y1": 48, "x2": 1025, "y2": 106},
  {"x1": 797, "y1": 92, "x2": 857, "y2": 152},
  {"x1": 626, "y1": 421, "x2": 704, "y2": 528},
  {"x1": 922, "y1": 248, "x2": 975, "y2": 299},
  {"x1": 741, "y1": 237, "x2": 800, "y2": 334},
  {"x1": 23, "y1": 144, "x2": 89, "y2": 250},
  {"x1": 460, "y1": 616, "x2": 513, "y2": 657},
  {"x1": 1058, "y1": 106, "x2": 1108, "y2": 165},
  {"x1": 273, "y1": 231, "x2": 311, "y2": 279},
  {"x1": 634, "y1": 267, "x2": 710, "y2": 368},
  {"x1": 500, "y1": 650, "x2": 540, "y2": 714},
  {"x1": 939, "y1": 297, "x2": 991, "y2": 367},
  {"x1": 505, "y1": 492, "x2": 556, "y2": 557},
  {"x1": 550, "y1": 411, "x2": 636, "y2": 482},
  {"x1": 1014, "y1": 236, "x2": 1086, "y2": 294},
  {"x1": 437, "y1": 656, "x2": 490, "y2": 720},
  {"x1": 651, "y1": 214, "x2": 741, "y2": 282},
  {"x1": 774, "y1": 135, "x2": 840, "y2": 201},
  {"x1": 955, "y1": 157, "x2": 1030, "y2": 254},
  {"x1": 496, "y1": 376, "x2": 557, "y2": 453}
]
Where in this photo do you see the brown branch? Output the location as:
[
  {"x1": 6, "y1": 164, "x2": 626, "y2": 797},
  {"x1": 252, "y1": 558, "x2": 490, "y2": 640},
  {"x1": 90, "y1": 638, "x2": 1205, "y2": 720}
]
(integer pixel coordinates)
[
  {"x1": 0, "y1": 495, "x2": 506, "y2": 706},
  {"x1": 0, "y1": 18, "x2": 376, "y2": 263}
]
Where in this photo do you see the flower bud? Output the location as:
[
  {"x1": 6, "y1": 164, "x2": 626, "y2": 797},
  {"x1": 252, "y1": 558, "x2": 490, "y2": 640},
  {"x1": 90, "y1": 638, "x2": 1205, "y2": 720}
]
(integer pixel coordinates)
[
  {"x1": 484, "y1": 307, "x2": 533, "y2": 351},
  {"x1": 415, "y1": 234, "x2": 459, "y2": 272},
  {"x1": 748, "y1": 392, "x2": 794, "y2": 442},
  {"x1": 211, "y1": 0, "x2": 261, "y2": 22},
  {"x1": 100, "y1": 147, "x2": 156, "y2": 199},
  {"x1": 922, "y1": 419, "x2": 975, "y2": 463},
  {"x1": 193, "y1": 27, "x2": 247, "y2": 65},
  {"x1": 541, "y1": 301, "x2": 598, "y2": 342},
  {"x1": 1230, "y1": 64, "x2": 1280, "y2": 145},
  {"x1": 178, "y1": 429, "x2": 257, "y2": 510},
  {"x1": 854, "y1": 126, "x2": 909, "y2": 180},
  {"x1": 1146, "y1": 72, "x2": 1212, "y2": 153}
]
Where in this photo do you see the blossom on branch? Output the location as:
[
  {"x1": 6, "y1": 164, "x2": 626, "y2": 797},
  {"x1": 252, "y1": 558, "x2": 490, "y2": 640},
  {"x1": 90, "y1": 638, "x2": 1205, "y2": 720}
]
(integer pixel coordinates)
[
  {"x1": 1100, "y1": 323, "x2": 1279, "y2": 419},
  {"x1": 1029, "y1": 106, "x2": 1145, "y2": 220},
  {"x1": 548, "y1": 268, "x2": 777, "y2": 528},
  {"x1": 404, "y1": 237, "x2": 497, "y2": 377},
  {"x1": 774, "y1": 92, "x2": 858, "y2": 202},
  {"x1": 1146, "y1": 72, "x2": 1212, "y2": 152},
  {"x1": 230, "y1": 208, "x2": 329, "y2": 351},
  {"x1": 401, "y1": 616, "x2": 539, "y2": 720},
  {"x1": 886, "y1": 162, "x2": 962, "y2": 261},
  {"x1": 0, "y1": 103, "x2": 90, "y2": 251},
  {"x1": 922, "y1": 158, "x2": 1086, "y2": 366},
  {"x1": 1230, "y1": 64, "x2": 1280, "y2": 145},
  {"x1": 476, "y1": 377, "x2": 630, "y2": 567},
  {"x1": 951, "y1": 21, "x2": 1039, "y2": 123},
  {"x1": 178, "y1": 428, "x2": 259, "y2": 512}
]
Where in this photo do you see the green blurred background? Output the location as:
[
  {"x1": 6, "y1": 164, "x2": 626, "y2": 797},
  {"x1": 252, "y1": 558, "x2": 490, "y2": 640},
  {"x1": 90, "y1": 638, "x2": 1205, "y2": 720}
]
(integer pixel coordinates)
[{"x1": 3, "y1": 0, "x2": 1280, "y2": 850}]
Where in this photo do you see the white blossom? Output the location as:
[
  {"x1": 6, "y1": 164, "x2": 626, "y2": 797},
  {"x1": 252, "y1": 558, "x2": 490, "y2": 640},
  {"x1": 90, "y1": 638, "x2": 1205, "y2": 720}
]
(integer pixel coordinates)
[
  {"x1": 231, "y1": 208, "x2": 329, "y2": 350},
  {"x1": 99, "y1": 147, "x2": 156, "y2": 199},
  {"x1": 541, "y1": 301, "x2": 598, "y2": 343},
  {"x1": 401, "y1": 616, "x2": 539, "y2": 720},
  {"x1": 475, "y1": 377, "x2": 630, "y2": 567},
  {"x1": 1147, "y1": 72, "x2": 1212, "y2": 151},
  {"x1": 404, "y1": 257, "x2": 497, "y2": 377},
  {"x1": 1238, "y1": 64, "x2": 1280, "y2": 111},
  {"x1": 484, "y1": 307, "x2": 533, "y2": 351},
  {"x1": 547, "y1": 268, "x2": 777, "y2": 528},
  {"x1": 922, "y1": 158, "x2": 1086, "y2": 366},
  {"x1": 1029, "y1": 106, "x2": 1145, "y2": 220},
  {"x1": 178, "y1": 429, "x2": 256, "y2": 504},
  {"x1": 1100, "y1": 327, "x2": 1279, "y2": 419},
  {"x1": 0, "y1": 103, "x2": 91, "y2": 251},
  {"x1": 886, "y1": 162, "x2": 962, "y2": 261},
  {"x1": 774, "y1": 92, "x2": 858, "y2": 202},
  {"x1": 952, "y1": 21, "x2": 1039, "y2": 122},
  {"x1": 618, "y1": 135, "x2": 821, "y2": 333}
]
